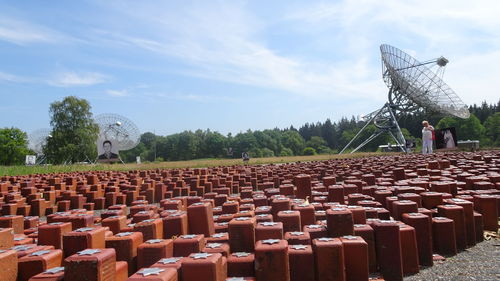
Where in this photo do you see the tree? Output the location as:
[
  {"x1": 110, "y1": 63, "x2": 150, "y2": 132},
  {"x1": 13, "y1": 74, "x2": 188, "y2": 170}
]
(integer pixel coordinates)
[
  {"x1": 254, "y1": 131, "x2": 278, "y2": 154},
  {"x1": 262, "y1": 129, "x2": 284, "y2": 155},
  {"x1": 299, "y1": 123, "x2": 312, "y2": 141},
  {"x1": 340, "y1": 124, "x2": 392, "y2": 152},
  {"x1": 120, "y1": 142, "x2": 147, "y2": 163},
  {"x1": 98, "y1": 99, "x2": 499, "y2": 162},
  {"x1": 140, "y1": 132, "x2": 157, "y2": 150},
  {"x1": 303, "y1": 147, "x2": 317, "y2": 155},
  {"x1": 260, "y1": 148, "x2": 275, "y2": 157},
  {"x1": 232, "y1": 130, "x2": 258, "y2": 157},
  {"x1": 483, "y1": 112, "x2": 500, "y2": 145},
  {"x1": 176, "y1": 131, "x2": 199, "y2": 160},
  {"x1": 306, "y1": 136, "x2": 328, "y2": 152},
  {"x1": 279, "y1": 147, "x2": 294, "y2": 156},
  {"x1": 322, "y1": 119, "x2": 336, "y2": 148},
  {"x1": 457, "y1": 114, "x2": 485, "y2": 140},
  {"x1": 44, "y1": 96, "x2": 99, "y2": 164},
  {"x1": 436, "y1": 114, "x2": 486, "y2": 143},
  {"x1": 0, "y1": 127, "x2": 30, "y2": 165},
  {"x1": 436, "y1": 117, "x2": 458, "y2": 130},
  {"x1": 281, "y1": 130, "x2": 306, "y2": 155},
  {"x1": 201, "y1": 130, "x2": 226, "y2": 158},
  {"x1": 401, "y1": 128, "x2": 415, "y2": 141},
  {"x1": 161, "y1": 134, "x2": 181, "y2": 160},
  {"x1": 469, "y1": 101, "x2": 498, "y2": 124}
]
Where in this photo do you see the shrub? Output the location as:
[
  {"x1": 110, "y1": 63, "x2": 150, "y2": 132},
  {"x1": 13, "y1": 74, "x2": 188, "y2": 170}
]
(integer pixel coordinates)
[
  {"x1": 303, "y1": 147, "x2": 317, "y2": 155},
  {"x1": 261, "y1": 148, "x2": 275, "y2": 157},
  {"x1": 279, "y1": 147, "x2": 294, "y2": 156}
]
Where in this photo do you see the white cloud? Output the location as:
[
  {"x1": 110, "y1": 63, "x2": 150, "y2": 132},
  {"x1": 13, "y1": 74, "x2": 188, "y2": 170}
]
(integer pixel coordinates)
[
  {"x1": 152, "y1": 91, "x2": 236, "y2": 103},
  {"x1": 0, "y1": 71, "x2": 26, "y2": 83},
  {"x1": 105, "y1": 89, "x2": 128, "y2": 97},
  {"x1": 285, "y1": 0, "x2": 500, "y2": 56},
  {"x1": 49, "y1": 71, "x2": 108, "y2": 87},
  {"x1": 92, "y1": 2, "x2": 385, "y2": 102},
  {"x1": 446, "y1": 50, "x2": 500, "y2": 105},
  {"x1": 9, "y1": 0, "x2": 494, "y2": 107},
  {"x1": 283, "y1": 0, "x2": 500, "y2": 105},
  {"x1": 0, "y1": 17, "x2": 67, "y2": 45}
]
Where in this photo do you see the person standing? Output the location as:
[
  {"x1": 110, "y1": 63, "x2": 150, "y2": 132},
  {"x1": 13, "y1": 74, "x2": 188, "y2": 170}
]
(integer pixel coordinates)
[
  {"x1": 242, "y1": 151, "x2": 250, "y2": 163},
  {"x1": 421, "y1": 121, "x2": 434, "y2": 154}
]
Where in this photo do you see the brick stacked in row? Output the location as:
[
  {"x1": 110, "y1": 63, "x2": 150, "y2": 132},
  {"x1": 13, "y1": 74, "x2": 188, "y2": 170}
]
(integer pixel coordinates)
[{"x1": 0, "y1": 151, "x2": 499, "y2": 280}]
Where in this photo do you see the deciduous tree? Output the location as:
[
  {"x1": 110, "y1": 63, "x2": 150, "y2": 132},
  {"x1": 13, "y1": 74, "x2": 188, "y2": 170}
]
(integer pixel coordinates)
[
  {"x1": 0, "y1": 127, "x2": 30, "y2": 165},
  {"x1": 484, "y1": 112, "x2": 500, "y2": 145},
  {"x1": 44, "y1": 96, "x2": 99, "y2": 164}
]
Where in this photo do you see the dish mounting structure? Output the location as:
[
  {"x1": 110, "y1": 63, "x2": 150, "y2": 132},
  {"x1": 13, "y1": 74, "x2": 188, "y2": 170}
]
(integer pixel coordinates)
[{"x1": 339, "y1": 44, "x2": 470, "y2": 154}]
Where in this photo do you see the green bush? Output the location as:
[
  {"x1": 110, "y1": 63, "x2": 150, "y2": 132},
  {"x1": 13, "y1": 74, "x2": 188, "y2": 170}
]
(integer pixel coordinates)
[
  {"x1": 303, "y1": 147, "x2": 317, "y2": 155},
  {"x1": 249, "y1": 148, "x2": 262, "y2": 158},
  {"x1": 261, "y1": 148, "x2": 275, "y2": 157},
  {"x1": 317, "y1": 145, "x2": 333, "y2": 154},
  {"x1": 279, "y1": 147, "x2": 294, "y2": 156}
]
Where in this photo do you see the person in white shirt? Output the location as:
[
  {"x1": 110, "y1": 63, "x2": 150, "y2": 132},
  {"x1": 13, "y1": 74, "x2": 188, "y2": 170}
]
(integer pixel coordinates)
[{"x1": 421, "y1": 121, "x2": 434, "y2": 154}]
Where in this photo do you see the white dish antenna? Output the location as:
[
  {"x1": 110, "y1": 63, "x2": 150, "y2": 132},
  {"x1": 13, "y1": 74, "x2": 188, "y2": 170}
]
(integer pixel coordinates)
[
  {"x1": 340, "y1": 44, "x2": 470, "y2": 154},
  {"x1": 28, "y1": 128, "x2": 52, "y2": 154},
  {"x1": 94, "y1": 114, "x2": 140, "y2": 151},
  {"x1": 380, "y1": 44, "x2": 470, "y2": 118}
]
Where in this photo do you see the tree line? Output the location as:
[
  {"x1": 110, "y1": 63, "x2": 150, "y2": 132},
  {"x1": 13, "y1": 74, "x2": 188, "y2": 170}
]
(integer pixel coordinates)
[
  {"x1": 121, "y1": 100, "x2": 500, "y2": 163},
  {"x1": 1, "y1": 96, "x2": 498, "y2": 165}
]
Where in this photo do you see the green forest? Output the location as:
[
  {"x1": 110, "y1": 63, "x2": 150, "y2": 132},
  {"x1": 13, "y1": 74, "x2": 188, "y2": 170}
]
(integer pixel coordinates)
[
  {"x1": 1, "y1": 98, "x2": 499, "y2": 165},
  {"x1": 120, "y1": 100, "x2": 500, "y2": 163}
]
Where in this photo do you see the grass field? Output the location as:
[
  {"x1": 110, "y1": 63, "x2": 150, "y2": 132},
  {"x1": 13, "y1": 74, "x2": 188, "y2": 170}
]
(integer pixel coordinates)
[{"x1": 0, "y1": 152, "x2": 384, "y2": 176}]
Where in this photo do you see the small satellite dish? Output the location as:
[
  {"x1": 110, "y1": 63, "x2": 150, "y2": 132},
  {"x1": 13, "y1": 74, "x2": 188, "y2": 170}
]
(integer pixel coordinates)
[
  {"x1": 340, "y1": 44, "x2": 470, "y2": 154},
  {"x1": 28, "y1": 128, "x2": 52, "y2": 155},
  {"x1": 94, "y1": 114, "x2": 140, "y2": 151}
]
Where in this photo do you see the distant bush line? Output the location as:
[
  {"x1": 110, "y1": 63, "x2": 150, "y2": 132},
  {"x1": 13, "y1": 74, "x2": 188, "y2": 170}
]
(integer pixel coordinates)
[{"x1": 120, "y1": 101, "x2": 499, "y2": 163}]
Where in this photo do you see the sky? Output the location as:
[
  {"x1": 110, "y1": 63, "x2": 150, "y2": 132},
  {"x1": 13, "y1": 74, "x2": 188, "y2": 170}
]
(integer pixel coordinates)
[{"x1": 1, "y1": 0, "x2": 499, "y2": 137}]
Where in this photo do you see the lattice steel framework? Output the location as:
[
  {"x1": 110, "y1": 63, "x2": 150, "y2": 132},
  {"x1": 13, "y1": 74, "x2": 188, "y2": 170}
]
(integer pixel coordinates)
[
  {"x1": 340, "y1": 44, "x2": 470, "y2": 154},
  {"x1": 381, "y1": 44, "x2": 469, "y2": 118}
]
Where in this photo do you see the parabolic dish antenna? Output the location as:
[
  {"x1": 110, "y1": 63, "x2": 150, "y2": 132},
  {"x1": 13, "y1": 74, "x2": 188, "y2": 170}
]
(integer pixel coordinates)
[
  {"x1": 28, "y1": 128, "x2": 52, "y2": 154},
  {"x1": 94, "y1": 114, "x2": 140, "y2": 151},
  {"x1": 340, "y1": 44, "x2": 470, "y2": 154},
  {"x1": 380, "y1": 44, "x2": 470, "y2": 118}
]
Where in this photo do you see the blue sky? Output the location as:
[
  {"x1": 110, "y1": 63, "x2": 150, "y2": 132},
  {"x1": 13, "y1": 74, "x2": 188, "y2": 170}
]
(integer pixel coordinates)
[{"x1": 1, "y1": 0, "x2": 499, "y2": 136}]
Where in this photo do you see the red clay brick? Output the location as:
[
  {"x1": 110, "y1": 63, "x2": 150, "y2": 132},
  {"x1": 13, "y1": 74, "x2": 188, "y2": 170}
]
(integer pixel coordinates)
[
  {"x1": 0, "y1": 249, "x2": 18, "y2": 281},
  {"x1": 18, "y1": 249, "x2": 63, "y2": 281},
  {"x1": 182, "y1": 252, "x2": 226, "y2": 281},
  {"x1": 313, "y1": 237, "x2": 345, "y2": 281},
  {"x1": 137, "y1": 238, "x2": 174, "y2": 269},
  {"x1": 64, "y1": 248, "x2": 116, "y2": 281},
  {"x1": 255, "y1": 239, "x2": 290, "y2": 281}
]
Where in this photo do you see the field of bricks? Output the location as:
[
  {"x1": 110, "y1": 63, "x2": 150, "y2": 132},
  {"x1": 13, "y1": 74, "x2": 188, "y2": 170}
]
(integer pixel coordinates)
[{"x1": 0, "y1": 151, "x2": 499, "y2": 281}]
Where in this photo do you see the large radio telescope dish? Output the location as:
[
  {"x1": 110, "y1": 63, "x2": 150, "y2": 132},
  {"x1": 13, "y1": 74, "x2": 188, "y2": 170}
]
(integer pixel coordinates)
[
  {"x1": 94, "y1": 114, "x2": 140, "y2": 151},
  {"x1": 28, "y1": 128, "x2": 51, "y2": 154},
  {"x1": 380, "y1": 44, "x2": 470, "y2": 118},
  {"x1": 340, "y1": 44, "x2": 470, "y2": 154}
]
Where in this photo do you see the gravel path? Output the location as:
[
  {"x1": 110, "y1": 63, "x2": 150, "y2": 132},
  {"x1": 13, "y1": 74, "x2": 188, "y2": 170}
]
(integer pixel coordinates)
[{"x1": 405, "y1": 238, "x2": 500, "y2": 281}]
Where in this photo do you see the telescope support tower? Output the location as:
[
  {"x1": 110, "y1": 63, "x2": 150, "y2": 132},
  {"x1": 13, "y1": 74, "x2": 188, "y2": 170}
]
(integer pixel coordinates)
[{"x1": 339, "y1": 102, "x2": 407, "y2": 154}]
